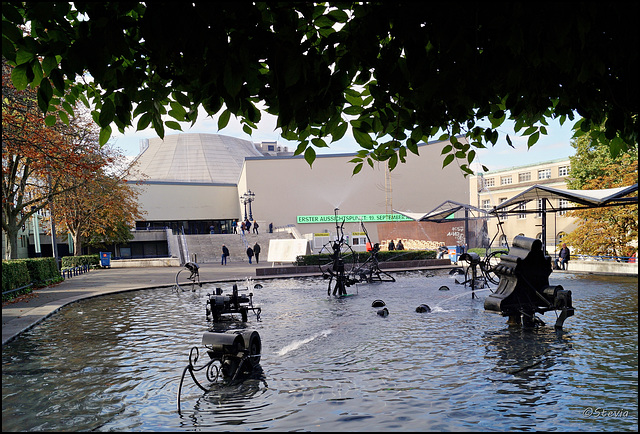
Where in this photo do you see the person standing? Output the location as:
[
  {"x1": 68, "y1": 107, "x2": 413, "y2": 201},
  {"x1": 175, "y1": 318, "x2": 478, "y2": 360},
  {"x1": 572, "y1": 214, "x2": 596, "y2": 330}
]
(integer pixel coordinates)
[
  {"x1": 396, "y1": 240, "x2": 404, "y2": 250},
  {"x1": 253, "y1": 220, "x2": 259, "y2": 234},
  {"x1": 221, "y1": 244, "x2": 230, "y2": 265},
  {"x1": 246, "y1": 246, "x2": 254, "y2": 264},
  {"x1": 388, "y1": 240, "x2": 395, "y2": 251},
  {"x1": 240, "y1": 220, "x2": 246, "y2": 234},
  {"x1": 232, "y1": 220, "x2": 238, "y2": 234},
  {"x1": 555, "y1": 243, "x2": 570, "y2": 270},
  {"x1": 253, "y1": 242, "x2": 261, "y2": 263}
]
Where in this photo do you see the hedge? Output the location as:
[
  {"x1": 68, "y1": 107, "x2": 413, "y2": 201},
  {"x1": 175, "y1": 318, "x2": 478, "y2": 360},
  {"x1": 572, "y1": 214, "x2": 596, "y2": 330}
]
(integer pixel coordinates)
[
  {"x1": 2, "y1": 257, "x2": 62, "y2": 302},
  {"x1": 61, "y1": 254, "x2": 99, "y2": 269}
]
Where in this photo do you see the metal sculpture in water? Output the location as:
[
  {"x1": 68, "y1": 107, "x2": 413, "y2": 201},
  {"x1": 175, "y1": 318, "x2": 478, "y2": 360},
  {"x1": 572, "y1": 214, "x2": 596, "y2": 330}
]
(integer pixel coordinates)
[
  {"x1": 174, "y1": 261, "x2": 202, "y2": 292},
  {"x1": 484, "y1": 235, "x2": 575, "y2": 329},
  {"x1": 206, "y1": 283, "x2": 262, "y2": 322},
  {"x1": 350, "y1": 220, "x2": 395, "y2": 283},
  {"x1": 318, "y1": 208, "x2": 359, "y2": 296},
  {"x1": 177, "y1": 330, "x2": 264, "y2": 413}
]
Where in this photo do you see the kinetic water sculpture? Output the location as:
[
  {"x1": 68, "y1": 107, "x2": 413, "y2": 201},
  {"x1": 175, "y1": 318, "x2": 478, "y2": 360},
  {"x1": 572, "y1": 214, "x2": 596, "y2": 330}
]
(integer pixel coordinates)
[
  {"x1": 206, "y1": 283, "x2": 262, "y2": 322},
  {"x1": 484, "y1": 236, "x2": 574, "y2": 329},
  {"x1": 177, "y1": 330, "x2": 263, "y2": 413},
  {"x1": 174, "y1": 261, "x2": 202, "y2": 292}
]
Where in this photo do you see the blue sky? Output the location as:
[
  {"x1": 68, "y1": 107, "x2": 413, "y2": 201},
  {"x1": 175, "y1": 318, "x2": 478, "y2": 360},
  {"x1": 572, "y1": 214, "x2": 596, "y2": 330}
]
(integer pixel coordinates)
[{"x1": 111, "y1": 108, "x2": 577, "y2": 172}]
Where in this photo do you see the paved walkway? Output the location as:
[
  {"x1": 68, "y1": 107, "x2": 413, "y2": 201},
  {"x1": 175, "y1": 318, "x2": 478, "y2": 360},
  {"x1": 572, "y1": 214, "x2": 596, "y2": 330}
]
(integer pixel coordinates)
[{"x1": 1, "y1": 262, "x2": 292, "y2": 346}]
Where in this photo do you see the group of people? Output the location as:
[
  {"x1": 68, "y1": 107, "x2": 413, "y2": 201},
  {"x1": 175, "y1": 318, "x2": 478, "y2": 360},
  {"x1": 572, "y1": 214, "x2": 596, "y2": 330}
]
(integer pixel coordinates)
[
  {"x1": 232, "y1": 219, "x2": 260, "y2": 235},
  {"x1": 221, "y1": 242, "x2": 262, "y2": 265},
  {"x1": 387, "y1": 239, "x2": 404, "y2": 251}
]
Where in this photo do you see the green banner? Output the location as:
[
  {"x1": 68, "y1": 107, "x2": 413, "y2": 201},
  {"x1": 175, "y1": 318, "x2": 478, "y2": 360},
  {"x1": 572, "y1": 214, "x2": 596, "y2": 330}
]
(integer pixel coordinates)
[{"x1": 297, "y1": 214, "x2": 413, "y2": 224}]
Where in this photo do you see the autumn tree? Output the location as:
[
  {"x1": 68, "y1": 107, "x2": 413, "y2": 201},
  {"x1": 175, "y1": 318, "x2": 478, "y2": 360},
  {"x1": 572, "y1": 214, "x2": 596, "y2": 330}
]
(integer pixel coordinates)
[
  {"x1": 2, "y1": 2, "x2": 637, "y2": 175},
  {"x1": 2, "y1": 57, "x2": 104, "y2": 259},
  {"x1": 563, "y1": 133, "x2": 638, "y2": 258},
  {"x1": 53, "y1": 141, "x2": 144, "y2": 256}
]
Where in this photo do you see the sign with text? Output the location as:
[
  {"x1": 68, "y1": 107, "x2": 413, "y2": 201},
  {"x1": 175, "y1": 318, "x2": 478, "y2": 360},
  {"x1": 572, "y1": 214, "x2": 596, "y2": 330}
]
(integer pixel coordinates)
[{"x1": 297, "y1": 214, "x2": 413, "y2": 224}]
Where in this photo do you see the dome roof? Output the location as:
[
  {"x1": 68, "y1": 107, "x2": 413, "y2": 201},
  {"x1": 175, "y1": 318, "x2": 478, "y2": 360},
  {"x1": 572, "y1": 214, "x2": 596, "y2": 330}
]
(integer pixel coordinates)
[{"x1": 128, "y1": 133, "x2": 264, "y2": 184}]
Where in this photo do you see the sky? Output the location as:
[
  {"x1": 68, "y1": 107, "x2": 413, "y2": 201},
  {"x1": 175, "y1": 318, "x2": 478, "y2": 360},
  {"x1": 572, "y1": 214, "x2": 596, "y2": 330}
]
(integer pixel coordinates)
[{"x1": 110, "y1": 107, "x2": 578, "y2": 173}]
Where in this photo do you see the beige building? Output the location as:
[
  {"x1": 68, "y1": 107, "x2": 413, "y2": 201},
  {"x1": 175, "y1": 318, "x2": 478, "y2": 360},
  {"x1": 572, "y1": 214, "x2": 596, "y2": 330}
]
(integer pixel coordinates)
[
  {"x1": 469, "y1": 158, "x2": 577, "y2": 254},
  {"x1": 123, "y1": 133, "x2": 472, "y2": 257}
]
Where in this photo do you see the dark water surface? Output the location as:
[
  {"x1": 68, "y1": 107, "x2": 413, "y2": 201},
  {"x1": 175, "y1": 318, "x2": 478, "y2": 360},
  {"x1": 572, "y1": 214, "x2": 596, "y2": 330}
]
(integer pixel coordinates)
[{"x1": 2, "y1": 271, "x2": 638, "y2": 431}]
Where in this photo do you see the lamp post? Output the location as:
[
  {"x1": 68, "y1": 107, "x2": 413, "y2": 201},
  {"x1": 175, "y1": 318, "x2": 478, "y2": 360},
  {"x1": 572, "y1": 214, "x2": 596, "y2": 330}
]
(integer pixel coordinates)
[{"x1": 240, "y1": 190, "x2": 256, "y2": 221}]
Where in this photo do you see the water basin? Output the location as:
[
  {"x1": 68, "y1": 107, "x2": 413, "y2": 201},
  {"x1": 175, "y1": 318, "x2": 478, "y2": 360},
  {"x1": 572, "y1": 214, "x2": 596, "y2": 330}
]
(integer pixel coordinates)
[{"x1": 2, "y1": 271, "x2": 638, "y2": 431}]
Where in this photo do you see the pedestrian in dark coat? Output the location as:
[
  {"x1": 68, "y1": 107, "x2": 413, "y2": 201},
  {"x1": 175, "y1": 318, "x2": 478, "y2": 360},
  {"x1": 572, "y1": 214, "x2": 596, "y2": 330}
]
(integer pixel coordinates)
[
  {"x1": 253, "y1": 242, "x2": 261, "y2": 263},
  {"x1": 221, "y1": 244, "x2": 230, "y2": 265},
  {"x1": 246, "y1": 246, "x2": 254, "y2": 264}
]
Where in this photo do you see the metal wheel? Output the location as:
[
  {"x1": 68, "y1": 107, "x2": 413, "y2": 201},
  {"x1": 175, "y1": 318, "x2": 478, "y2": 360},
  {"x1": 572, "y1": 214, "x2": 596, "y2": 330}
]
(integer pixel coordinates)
[
  {"x1": 317, "y1": 241, "x2": 357, "y2": 277},
  {"x1": 483, "y1": 250, "x2": 507, "y2": 286}
]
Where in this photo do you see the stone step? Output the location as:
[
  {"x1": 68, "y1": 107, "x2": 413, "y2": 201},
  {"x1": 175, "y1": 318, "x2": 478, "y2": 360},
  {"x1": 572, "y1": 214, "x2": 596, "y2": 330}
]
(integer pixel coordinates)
[{"x1": 182, "y1": 232, "x2": 294, "y2": 264}]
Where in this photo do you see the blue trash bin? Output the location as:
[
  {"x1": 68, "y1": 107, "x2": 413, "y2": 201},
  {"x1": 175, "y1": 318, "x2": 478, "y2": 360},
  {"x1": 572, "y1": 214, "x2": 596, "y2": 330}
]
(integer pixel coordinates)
[
  {"x1": 447, "y1": 246, "x2": 463, "y2": 263},
  {"x1": 100, "y1": 252, "x2": 111, "y2": 268}
]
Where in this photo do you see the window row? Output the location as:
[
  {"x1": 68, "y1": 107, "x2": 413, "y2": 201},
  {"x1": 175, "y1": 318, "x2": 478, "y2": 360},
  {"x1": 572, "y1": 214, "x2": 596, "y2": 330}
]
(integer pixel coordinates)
[
  {"x1": 483, "y1": 165, "x2": 569, "y2": 188},
  {"x1": 481, "y1": 198, "x2": 571, "y2": 218}
]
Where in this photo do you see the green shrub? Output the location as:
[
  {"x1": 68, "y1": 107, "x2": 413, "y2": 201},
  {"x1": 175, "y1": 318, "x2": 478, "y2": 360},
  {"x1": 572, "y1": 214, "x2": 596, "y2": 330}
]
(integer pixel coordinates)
[
  {"x1": 2, "y1": 257, "x2": 63, "y2": 302},
  {"x1": 2, "y1": 260, "x2": 30, "y2": 293},
  {"x1": 61, "y1": 254, "x2": 99, "y2": 269}
]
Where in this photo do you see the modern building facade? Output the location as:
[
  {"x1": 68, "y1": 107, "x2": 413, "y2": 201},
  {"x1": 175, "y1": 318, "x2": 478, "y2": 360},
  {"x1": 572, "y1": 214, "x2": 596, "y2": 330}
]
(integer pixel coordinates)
[
  {"x1": 123, "y1": 133, "x2": 472, "y2": 257},
  {"x1": 468, "y1": 158, "x2": 576, "y2": 253}
]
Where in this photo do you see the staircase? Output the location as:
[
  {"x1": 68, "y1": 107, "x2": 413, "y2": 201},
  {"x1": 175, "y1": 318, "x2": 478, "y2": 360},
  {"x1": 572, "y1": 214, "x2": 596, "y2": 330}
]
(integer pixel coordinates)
[{"x1": 179, "y1": 231, "x2": 294, "y2": 264}]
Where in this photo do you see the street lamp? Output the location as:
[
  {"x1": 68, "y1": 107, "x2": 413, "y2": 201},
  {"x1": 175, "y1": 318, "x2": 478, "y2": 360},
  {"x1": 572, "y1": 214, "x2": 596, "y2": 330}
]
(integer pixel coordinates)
[{"x1": 240, "y1": 190, "x2": 256, "y2": 220}]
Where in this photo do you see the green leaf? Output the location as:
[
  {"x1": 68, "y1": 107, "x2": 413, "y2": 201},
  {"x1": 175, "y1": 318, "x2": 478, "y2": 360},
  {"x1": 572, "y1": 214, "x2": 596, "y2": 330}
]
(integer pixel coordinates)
[
  {"x1": 331, "y1": 122, "x2": 348, "y2": 142},
  {"x1": 37, "y1": 78, "x2": 53, "y2": 113},
  {"x1": 99, "y1": 125, "x2": 112, "y2": 146},
  {"x1": 353, "y1": 129, "x2": 374, "y2": 149},
  {"x1": 218, "y1": 109, "x2": 231, "y2": 130},
  {"x1": 352, "y1": 162, "x2": 363, "y2": 175},
  {"x1": 311, "y1": 137, "x2": 328, "y2": 148},
  {"x1": 11, "y1": 63, "x2": 28, "y2": 90},
  {"x1": 304, "y1": 146, "x2": 316, "y2": 167},
  {"x1": 98, "y1": 97, "x2": 116, "y2": 127},
  {"x1": 136, "y1": 112, "x2": 152, "y2": 130},
  {"x1": 442, "y1": 153, "x2": 454, "y2": 168},
  {"x1": 44, "y1": 115, "x2": 57, "y2": 126},
  {"x1": 441, "y1": 144, "x2": 452, "y2": 155},
  {"x1": 165, "y1": 120, "x2": 182, "y2": 131},
  {"x1": 527, "y1": 131, "x2": 539, "y2": 148}
]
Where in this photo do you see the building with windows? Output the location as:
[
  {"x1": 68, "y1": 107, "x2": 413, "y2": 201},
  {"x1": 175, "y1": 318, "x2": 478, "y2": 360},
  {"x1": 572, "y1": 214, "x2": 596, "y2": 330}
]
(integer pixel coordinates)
[{"x1": 469, "y1": 158, "x2": 576, "y2": 253}]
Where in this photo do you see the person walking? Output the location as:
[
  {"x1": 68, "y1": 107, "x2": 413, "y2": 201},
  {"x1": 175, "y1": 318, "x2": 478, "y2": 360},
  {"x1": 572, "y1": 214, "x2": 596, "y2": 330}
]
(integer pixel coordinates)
[
  {"x1": 555, "y1": 243, "x2": 570, "y2": 270},
  {"x1": 245, "y1": 219, "x2": 252, "y2": 234},
  {"x1": 253, "y1": 242, "x2": 261, "y2": 263},
  {"x1": 396, "y1": 239, "x2": 404, "y2": 250},
  {"x1": 241, "y1": 220, "x2": 246, "y2": 234},
  {"x1": 221, "y1": 244, "x2": 230, "y2": 265},
  {"x1": 388, "y1": 240, "x2": 395, "y2": 251},
  {"x1": 246, "y1": 246, "x2": 254, "y2": 264},
  {"x1": 253, "y1": 220, "x2": 259, "y2": 234},
  {"x1": 232, "y1": 220, "x2": 238, "y2": 234}
]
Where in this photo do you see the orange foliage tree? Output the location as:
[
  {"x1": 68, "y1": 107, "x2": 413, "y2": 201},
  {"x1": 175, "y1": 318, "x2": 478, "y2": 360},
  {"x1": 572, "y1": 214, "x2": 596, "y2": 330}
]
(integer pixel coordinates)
[
  {"x1": 53, "y1": 142, "x2": 145, "y2": 256},
  {"x1": 563, "y1": 136, "x2": 638, "y2": 259},
  {"x1": 2, "y1": 58, "x2": 141, "y2": 259}
]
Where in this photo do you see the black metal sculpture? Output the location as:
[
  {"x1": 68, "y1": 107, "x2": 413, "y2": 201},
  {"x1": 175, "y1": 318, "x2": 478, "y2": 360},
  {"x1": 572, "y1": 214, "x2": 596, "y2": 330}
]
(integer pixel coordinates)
[
  {"x1": 206, "y1": 284, "x2": 262, "y2": 322},
  {"x1": 351, "y1": 220, "x2": 395, "y2": 283},
  {"x1": 484, "y1": 235, "x2": 575, "y2": 329},
  {"x1": 318, "y1": 209, "x2": 359, "y2": 296},
  {"x1": 174, "y1": 261, "x2": 202, "y2": 292},
  {"x1": 177, "y1": 330, "x2": 263, "y2": 413}
]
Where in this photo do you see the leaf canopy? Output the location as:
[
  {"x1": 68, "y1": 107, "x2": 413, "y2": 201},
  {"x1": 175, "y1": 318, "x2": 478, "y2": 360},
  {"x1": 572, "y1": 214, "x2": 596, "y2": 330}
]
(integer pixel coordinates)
[{"x1": 3, "y1": 2, "x2": 638, "y2": 174}]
